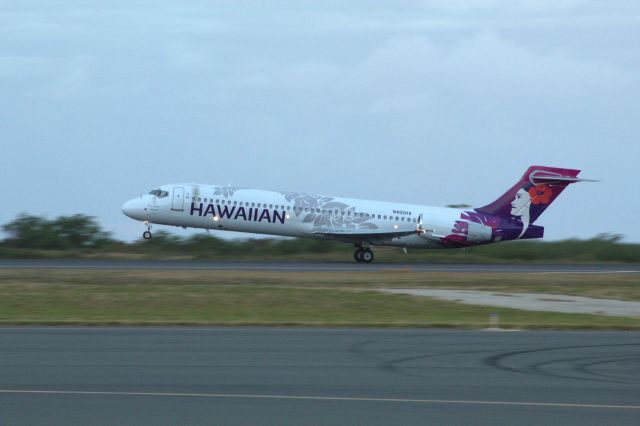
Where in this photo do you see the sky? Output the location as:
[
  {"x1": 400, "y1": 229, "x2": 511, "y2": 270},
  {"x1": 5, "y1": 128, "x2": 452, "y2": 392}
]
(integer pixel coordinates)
[{"x1": 1, "y1": 0, "x2": 639, "y2": 242}]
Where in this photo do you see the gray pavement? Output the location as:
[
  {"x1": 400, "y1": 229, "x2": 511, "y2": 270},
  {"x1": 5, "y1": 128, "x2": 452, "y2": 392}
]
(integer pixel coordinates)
[
  {"x1": 0, "y1": 327, "x2": 639, "y2": 425},
  {"x1": 1, "y1": 258, "x2": 640, "y2": 273},
  {"x1": 380, "y1": 289, "x2": 640, "y2": 317}
]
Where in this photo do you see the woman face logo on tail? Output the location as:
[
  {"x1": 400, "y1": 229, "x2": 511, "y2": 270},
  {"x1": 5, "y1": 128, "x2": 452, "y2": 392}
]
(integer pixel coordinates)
[
  {"x1": 510, "y1": 188, "x2": 530, "y2": 217},
  {"x1": 511, "y1": 187, "x2": 532, "y2": 239},
  {"x1": 510, "y1": 184, "x2": 554, "y2": 239}
]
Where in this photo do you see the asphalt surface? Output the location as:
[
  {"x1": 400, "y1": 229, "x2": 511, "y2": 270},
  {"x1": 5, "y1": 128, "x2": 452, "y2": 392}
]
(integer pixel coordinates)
[
  {"x1": 1, "y1": 258, "x2": 640, "y2": 273},
  {"x1": 0, "y1": 328, "x2": 639, "y2": 425}
]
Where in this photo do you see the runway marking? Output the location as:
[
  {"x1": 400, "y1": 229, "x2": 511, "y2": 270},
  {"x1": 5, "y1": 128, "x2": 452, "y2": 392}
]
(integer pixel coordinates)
[{"x1": 0, "y1": 389, "x2": 639, "y2": 410}]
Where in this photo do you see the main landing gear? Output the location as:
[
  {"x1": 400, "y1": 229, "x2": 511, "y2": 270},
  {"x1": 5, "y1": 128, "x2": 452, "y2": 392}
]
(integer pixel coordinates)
[
  {"x1": 354, "y1": 246, "x2": 374, "y2": 263},
  {"x1": 142, "y1": 222, "x2": 152, "y2": 240}
]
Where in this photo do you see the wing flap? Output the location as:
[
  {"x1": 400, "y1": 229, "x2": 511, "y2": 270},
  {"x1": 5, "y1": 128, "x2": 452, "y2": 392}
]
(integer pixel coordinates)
[{"x1": 312, "y1": 227, "x2": 420, "y2": 242}]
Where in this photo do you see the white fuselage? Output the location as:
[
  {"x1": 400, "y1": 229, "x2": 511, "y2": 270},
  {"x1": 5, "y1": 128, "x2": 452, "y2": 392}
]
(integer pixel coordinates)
[{"x1": 122, "y1": 184, "x2": 473, "y2": 249}]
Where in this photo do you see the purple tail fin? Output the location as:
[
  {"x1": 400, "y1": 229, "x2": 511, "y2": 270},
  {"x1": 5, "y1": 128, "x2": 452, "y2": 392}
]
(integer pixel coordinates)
[{"x1": 476, "y1": 166, "x2": 581, "y2": 223}]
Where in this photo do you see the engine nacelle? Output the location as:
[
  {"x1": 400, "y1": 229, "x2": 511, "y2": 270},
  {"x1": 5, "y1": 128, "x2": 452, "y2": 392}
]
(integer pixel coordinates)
[
  {"x1": 465, "y1": 220, "x2": 492, "y2": 242},
  {"x1": 418, "y1": 215, "x2": 493, "y2": 244}
]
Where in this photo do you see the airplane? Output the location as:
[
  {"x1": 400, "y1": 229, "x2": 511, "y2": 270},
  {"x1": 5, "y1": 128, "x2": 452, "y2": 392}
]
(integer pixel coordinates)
[{"x1": 121, "y1": 166, "x2": 590, "y2": 262}]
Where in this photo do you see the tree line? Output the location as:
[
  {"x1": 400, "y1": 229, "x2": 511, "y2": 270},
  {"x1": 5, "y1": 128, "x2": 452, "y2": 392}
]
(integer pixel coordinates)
[
  {"x1": 1, "y1": 213, "x2": 638, "y2": 262},
  {"x1": 0, "y1": 213, "x2": 342, "y2": 254}
]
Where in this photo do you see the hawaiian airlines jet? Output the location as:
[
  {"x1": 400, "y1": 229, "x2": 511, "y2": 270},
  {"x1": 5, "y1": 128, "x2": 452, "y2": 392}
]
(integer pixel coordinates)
[{"x1": 122, "y1": 166, "x2": 589, "y2": 262}]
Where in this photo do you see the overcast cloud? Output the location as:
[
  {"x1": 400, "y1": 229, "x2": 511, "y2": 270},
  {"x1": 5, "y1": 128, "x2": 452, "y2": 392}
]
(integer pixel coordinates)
[{"x1": 1, "y1": 0, "x2": 639, "y2": 241}]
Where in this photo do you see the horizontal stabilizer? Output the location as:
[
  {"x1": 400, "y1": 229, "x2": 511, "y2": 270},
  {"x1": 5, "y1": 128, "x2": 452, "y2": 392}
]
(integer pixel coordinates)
[{"x1": 529, "y1": 170, "x2": 598, "y2": 185}]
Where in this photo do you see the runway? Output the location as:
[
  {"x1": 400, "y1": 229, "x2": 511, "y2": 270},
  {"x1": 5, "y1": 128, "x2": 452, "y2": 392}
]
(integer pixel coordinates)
[
  {"x1": 1, "y1": 258, "x2": 639, "y2": 273},
  {"x1": 0, "y1": 328, "x2": 639, "y2": 425}
]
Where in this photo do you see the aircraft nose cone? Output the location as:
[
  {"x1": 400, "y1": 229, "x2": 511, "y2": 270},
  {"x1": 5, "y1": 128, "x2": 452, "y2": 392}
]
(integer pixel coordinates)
[{"x1": 121, "y1": 198, "x2": 146, "y2": 220}]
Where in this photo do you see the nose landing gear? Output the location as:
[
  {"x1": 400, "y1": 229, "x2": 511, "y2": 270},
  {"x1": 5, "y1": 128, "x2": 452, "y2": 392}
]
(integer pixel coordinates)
[
  {"x1": 142, "y1": 222, "x2": 152, "y2": 240},
  {"x1": 354, "y1": 247, "x2": 374, "y2": 263}
]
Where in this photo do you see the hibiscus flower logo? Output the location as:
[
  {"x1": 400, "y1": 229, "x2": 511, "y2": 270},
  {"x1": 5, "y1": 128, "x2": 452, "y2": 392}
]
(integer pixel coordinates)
[{"x1": 528, "y1": 184, "x2": 553, "y2": 205}]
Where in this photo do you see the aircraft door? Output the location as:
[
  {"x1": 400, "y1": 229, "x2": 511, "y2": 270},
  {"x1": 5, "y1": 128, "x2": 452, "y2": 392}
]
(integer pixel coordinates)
[{"x1": 172, "y1": 187, "x2": 185, "y2": 211}]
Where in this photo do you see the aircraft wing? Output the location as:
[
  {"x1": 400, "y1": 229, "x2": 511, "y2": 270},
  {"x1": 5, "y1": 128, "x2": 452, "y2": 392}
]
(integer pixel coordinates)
[
  {"x1": 312, "y1": 227, "x2": 420, "y2": 243},
  {"x1": 313, "y1": 215, "x2": 426, "y2": 244}
]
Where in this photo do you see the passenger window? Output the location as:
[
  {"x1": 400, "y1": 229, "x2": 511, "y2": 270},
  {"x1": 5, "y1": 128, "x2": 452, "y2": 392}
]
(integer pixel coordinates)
[
  {"x1": 401, "y1": 217, "x2": 405, "y2": 222},
  {"x1": 234, "y1": 201, "x2": 237, "y2": 205},
  {"x1": 252, "y1": 203, "x2": 255, "y2": 207},
  {"x1": 216, "y1": 199, "x2": 220, "y2": 204},
  {"x1": 377, "y1": 215, "x2": 381, "y2": 219}
]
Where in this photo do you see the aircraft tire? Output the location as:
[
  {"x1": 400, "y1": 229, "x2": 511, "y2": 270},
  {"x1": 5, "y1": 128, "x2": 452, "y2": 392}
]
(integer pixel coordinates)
[
  {"x1": 361, "y1": 248, "x2": 374, "y2": 263},
  {"x1": 354, "y1": 248, "x2": 364, "y2": 262},
  {"x1": 143, "y1": 231, "x2": 152, "y2": 240}
]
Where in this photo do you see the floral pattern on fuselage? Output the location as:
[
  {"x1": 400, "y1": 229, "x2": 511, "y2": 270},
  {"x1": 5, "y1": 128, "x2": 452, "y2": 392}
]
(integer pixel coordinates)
[
  {"x1": 213, "y1": 185, "x2": 239, "y2": 198},
  {"x1": 279, "y1": 192, "x2": 378, "y2": 230}
]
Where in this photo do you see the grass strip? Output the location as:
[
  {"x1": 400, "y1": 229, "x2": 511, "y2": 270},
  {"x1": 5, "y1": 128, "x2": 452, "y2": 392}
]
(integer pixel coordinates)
[{"x1": 0, "y1": 270, "x2": 638, "y2": 329}]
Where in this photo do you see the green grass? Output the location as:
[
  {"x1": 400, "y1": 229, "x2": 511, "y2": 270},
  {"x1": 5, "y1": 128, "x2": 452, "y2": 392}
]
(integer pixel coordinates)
[{"x1": 1, "y1": 270, "x2": 639, "y2": 329}]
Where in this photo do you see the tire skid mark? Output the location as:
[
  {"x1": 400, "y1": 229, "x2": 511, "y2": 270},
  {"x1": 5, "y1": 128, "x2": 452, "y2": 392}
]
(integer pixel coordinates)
[
  {"x1": 574, "y1": 356, "x2": 640, "y2": 383},
  {"x1": 485, "y1": 343, "x2": 640, "y2": 384},
  {"x1": 526, "y1": 355, "x2": 637, "y2": 385}
]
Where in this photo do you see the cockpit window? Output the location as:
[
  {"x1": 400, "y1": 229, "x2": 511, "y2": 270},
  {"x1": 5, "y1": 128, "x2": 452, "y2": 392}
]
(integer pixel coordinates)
[{"x1": 149, "y1": 189, "x2": 169, "y2": 198}]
